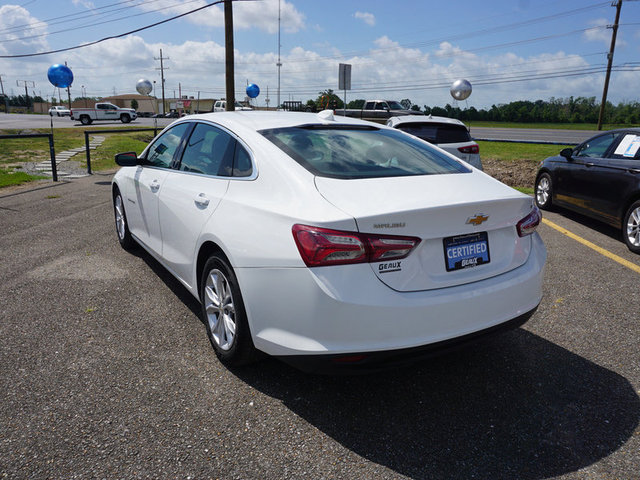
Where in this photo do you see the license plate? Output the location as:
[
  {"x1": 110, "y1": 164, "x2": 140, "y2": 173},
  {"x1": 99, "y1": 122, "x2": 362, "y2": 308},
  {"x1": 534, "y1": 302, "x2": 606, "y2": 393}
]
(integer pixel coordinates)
[{"x1": 443, "y1": 232, "x2": 490, "y2": 272}]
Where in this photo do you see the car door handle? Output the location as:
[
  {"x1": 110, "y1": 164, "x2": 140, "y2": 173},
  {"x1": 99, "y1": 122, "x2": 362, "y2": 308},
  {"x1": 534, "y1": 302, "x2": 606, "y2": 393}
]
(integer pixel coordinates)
[
  {"x1": 149, "y1": 180, "x2": 160, "y2": 192},
  {"x1": 628, "y1": 168, "x2": 640, "y2": 174},
  {"x1": 194, "y1": 193, "x2": 210, "y2": 207},
  {"x1": 585, "y1": 162, "x2": 595, "y2": 168}
]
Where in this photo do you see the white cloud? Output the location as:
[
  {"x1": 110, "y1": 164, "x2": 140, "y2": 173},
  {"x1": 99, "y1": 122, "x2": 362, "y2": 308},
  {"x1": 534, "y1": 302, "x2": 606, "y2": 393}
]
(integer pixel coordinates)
[
  {"x1": 583, "y1": 18, "x2": 626, "y2": 47},
  {"x1": 354, "y1": 11, "x2": 375, "y2": 27},
  {"x1": 0, "y1": 5, "x2": 49, "y2": 56},
  {"x1": 132, "y1": 0, "x2": 305, "y2": 34}
]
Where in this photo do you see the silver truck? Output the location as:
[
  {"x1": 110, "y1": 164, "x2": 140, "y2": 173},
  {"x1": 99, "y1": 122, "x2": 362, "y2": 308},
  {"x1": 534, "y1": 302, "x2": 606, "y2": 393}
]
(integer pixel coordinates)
[{"x1": 336, "y1": 100, "x2": 419, "y2": 119}]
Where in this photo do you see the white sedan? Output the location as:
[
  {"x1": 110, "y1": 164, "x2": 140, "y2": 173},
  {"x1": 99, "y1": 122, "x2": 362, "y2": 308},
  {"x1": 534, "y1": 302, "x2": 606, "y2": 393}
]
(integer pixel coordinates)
[
  {"x1": 48, "y1": 105, "x2": 70, "y2": 117},
  {"x1": 112, "y1": 111, "x2": 546, "y2": 372}
]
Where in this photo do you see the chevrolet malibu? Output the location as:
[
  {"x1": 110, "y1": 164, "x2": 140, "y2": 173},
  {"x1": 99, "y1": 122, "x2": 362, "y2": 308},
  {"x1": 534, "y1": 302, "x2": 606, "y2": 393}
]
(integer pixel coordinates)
[{"x1": 112, "y1": 111, "x2": 546, "y2": 372}]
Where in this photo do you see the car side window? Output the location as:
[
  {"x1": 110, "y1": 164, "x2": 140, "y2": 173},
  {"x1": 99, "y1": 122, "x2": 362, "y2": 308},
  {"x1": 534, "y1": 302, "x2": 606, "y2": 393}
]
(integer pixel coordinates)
[
  {"x1": 575, "y1": 133, "x2": 621, "y2": 158},
  {"x1": 233, "y1": 143, "x2": 253, "y2": 177},
  {"x1": 145, "y1": 123, "x2": 190, "y2": 168},
  {"x1": 179, "y1": 123, "x2": 234, "y2": 176}
]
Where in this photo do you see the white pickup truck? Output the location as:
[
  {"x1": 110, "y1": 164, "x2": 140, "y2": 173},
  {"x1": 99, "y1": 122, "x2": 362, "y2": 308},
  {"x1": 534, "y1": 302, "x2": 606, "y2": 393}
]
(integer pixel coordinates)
[{"x1": 70, "y1": 102, "x2": 137, "y2": 125}]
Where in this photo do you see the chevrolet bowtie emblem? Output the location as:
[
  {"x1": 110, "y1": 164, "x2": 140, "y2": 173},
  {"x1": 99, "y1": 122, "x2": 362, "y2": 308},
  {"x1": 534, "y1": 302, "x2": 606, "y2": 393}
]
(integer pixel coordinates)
[{"x1": 466, "y1": 214, "x2": 489, "y2": 226}]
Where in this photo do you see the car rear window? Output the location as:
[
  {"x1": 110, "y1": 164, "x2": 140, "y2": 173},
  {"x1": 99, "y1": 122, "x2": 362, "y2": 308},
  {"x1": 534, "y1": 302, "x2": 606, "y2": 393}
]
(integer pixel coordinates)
[
  {"x1": 260, "y1": 126, "x2": 469, "y2": 179},
  {"x1": 396, "y1": 123, "x2": 471, "y2": 144}
]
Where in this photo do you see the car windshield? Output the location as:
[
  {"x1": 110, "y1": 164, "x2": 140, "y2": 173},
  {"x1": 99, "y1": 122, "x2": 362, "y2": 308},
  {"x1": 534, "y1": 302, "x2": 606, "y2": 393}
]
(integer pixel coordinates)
[
  {"x1": 386, "y1": 101, "x2": 404, "y2": 110},
  {"x1": 397, "y1": 123, "x2": 471, "y2": 144},
  {"x1": 260, "y1": 126, "x2": 470, "y2": 179}
]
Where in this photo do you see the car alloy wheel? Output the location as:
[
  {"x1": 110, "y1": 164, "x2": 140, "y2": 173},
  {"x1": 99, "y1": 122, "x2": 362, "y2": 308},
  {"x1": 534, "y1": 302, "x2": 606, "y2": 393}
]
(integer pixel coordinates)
[
  {"x1": 624, "y1": 200, "x2": 640, "y2": 253},
  {"x1": 535, "y1": 173, "x2": 553, "y2": 210},
  {"x1": 200, "y1": 254, "x2": 257, "y2": 365},
  {"x1": 113, "y1": 190, "x2": 134, "y2": 250},
  {"x1": 204, "y1": 268, "x2": 236, "y2": 351}
]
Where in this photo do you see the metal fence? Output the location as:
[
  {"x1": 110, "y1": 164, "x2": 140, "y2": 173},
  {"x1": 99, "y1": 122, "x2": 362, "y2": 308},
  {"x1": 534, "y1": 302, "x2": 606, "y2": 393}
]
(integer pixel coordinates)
[
  {"x1": 84, "y1": 127, "x2": 159, "y2": 174},
  {"x1": 0, "y1": 133, "x2": 58, "y2": 181}
]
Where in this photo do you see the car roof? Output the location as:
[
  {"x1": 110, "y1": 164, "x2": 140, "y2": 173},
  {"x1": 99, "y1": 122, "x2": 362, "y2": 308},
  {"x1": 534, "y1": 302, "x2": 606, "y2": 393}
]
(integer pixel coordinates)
[
  {"x1": 387, "y1": 115, "x2": 467, "y2": 128},
  {"x1": 174, "y1": 110, "x2": 384, "y2": 133}
]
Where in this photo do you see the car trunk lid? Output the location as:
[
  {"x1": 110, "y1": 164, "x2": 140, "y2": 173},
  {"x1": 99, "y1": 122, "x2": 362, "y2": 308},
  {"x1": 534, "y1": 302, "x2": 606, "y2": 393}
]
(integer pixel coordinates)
[{"x1": 314, "y1": 172, "x2": 535, "y2": 291}]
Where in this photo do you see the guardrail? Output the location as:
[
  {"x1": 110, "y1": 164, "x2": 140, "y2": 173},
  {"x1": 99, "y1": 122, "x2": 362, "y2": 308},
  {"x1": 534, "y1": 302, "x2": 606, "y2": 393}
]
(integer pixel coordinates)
[
  {"x1": 0, "y1": 133, "x2": 58, "y2": 181},
  {"x1": 84, "y1": 127, "x2": 159, "y2": 174}
]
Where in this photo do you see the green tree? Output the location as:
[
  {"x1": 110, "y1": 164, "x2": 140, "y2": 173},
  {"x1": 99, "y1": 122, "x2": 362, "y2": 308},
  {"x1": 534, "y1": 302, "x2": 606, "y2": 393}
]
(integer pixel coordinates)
[
  {"x1": 131, "y1": 99, "x2": 139, "y2": 110},
  {"x1": 315, "y1": 89, "x2": 343, "y2": 110},
  {"x1": 400, "y1": 98, "x2": 412, "y2": 109}
]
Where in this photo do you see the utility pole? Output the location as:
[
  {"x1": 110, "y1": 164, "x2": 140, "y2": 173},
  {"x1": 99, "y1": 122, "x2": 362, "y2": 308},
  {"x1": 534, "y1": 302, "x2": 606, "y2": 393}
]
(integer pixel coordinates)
[
  {"x1": 276, "y1": 0, "x2": 282, "y2": 109},
  {"x1": 597, "y1": 0, "x2": 622, "y2": 130},
  {"x1": 16, "y1": 80, "x2": 35, "y2": 111},
  {"x1": 155, "y1": 49, "x2": 168, "y2": 114},
  {"x1": 65, "y1": 61, "x2": 72, "y2": 109},
  {"x1": 224, "y1": 0, "x2": 235, "y2": 111},
  {"x1": 0, "y1": 74, "x2": 5, "y2": 96},
  {"x1": 0, "y1": 75, "x2": 6, "y2": 114}
]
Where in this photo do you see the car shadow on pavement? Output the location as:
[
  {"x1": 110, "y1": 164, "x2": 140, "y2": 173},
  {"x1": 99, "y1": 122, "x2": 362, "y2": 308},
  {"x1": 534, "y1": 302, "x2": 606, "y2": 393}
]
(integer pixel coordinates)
[
  {"x1": 232, "y1": 329, "x2": 640, "y2": 480},
  {"x1": 547, "y1": 205, "x2": 623, "y2": 245},
  {"x1": 127, "y1": 246, "x2": 639, "y2": 479}
]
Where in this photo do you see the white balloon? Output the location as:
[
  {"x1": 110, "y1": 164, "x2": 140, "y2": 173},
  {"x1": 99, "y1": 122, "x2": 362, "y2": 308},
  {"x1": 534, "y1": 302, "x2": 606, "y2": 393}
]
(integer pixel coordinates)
[
  {"x1": 136, "y1": 79, "x2": 153, "y2": 96},
  {"x1": 450, "y1": 79, "x2": 472, "y2": 101}
]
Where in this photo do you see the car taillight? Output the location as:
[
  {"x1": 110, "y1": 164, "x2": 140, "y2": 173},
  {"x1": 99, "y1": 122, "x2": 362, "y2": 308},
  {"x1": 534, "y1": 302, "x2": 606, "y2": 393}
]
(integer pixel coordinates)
[
  {"x1": 458, "y1": 144, "x2": 479, "y2": 154},
  {"x1": 292, "y1": 224, "x2": 420, "y2": 267},
  {"x1": 516, "y1": 206, "x2": 541, "y2": 237}
]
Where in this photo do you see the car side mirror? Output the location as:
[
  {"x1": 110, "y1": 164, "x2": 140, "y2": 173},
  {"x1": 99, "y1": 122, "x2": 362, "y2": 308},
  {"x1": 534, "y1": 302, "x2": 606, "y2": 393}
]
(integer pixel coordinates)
[
  {"x1": 115, "y1": 152, "x2": 140, "y2": 167},
  {"x1": 560, "y1": 148, "x2": 573, "y2": 160}
]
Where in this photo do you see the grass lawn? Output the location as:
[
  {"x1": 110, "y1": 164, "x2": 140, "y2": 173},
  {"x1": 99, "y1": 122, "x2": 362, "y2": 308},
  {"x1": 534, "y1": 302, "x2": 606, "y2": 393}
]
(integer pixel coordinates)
[
  {"x1": 477, "y1": 141, "x2": 569, "y2": 163},
  {"x1": 0, "y1": 127, "x2": 155, "y2": 187}
]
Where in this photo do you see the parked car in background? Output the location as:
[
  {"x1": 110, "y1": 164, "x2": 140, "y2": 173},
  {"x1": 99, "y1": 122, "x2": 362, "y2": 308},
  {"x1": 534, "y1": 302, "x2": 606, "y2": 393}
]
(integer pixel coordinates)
[
  {"x1": 111, "y1": 110, "x2": 545, "y2": 372},
  {"x1": 338, "y1": 100, "x2": 417, "y2": 119},
  {"x1": 535, "y1": 128, "x2": 640, "y2": 253},
  {"x1": 213, "y1": 100, "x2": 252, "y2": 112},
  {"x1": 70, "y1": 102, "x2": 137, "y2": 125},
  {"x1": 387, "y1": 115, "x2": 483, "y2": 170},
  {"x1": 48, "y1": 105, "x2": 70, "y2": 117}
]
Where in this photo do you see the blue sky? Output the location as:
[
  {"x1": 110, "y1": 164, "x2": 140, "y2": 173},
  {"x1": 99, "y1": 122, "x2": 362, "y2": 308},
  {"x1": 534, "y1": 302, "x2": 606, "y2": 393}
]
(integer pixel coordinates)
[{"x1": 0, "y1": 0, "x2": 639, "y2": 109}]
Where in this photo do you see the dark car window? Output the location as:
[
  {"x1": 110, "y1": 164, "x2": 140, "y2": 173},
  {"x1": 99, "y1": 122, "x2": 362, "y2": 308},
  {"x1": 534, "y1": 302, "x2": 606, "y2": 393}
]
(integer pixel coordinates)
[
  {"x1": 609, "y1": 132, "x2": 640, "y2": 160},
  {"x1": 261, "y1": 126, "x2": 469, "y2": 179},
  {"x1": 575, "y1": 132, "x2": 622, "y2": 158},
  {"x1": 179, "y1": 123, "x2": 234, "y2": 176},
  {"x1": 145, "y1": 123, "x2": 190, "y2": 168},
  {"x1": 397, "y1": 123, "x2": 471, "y2": 144},
  {"x1": 233, "y1": 143, "x2": 253, "y2": 177}
]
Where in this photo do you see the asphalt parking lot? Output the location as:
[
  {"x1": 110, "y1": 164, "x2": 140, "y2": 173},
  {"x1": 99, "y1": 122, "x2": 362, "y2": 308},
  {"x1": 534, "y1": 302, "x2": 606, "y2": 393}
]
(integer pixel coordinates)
[{"x1": 0, "y1": 174, "x2": 638, "y2": 479}]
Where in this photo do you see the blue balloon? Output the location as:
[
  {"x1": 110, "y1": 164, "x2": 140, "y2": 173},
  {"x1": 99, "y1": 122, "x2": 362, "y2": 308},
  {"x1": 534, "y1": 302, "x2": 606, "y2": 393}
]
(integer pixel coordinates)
[
  {"x1": 47, "y1": 64, "x2": 74, "y2": 88},
  {"x1": 246, "y1": 83, "x2": 260, "y2": 99}
]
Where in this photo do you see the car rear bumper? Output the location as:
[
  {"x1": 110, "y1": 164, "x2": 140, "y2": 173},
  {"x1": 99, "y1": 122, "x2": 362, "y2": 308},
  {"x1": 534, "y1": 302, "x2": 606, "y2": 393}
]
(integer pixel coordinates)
[{"x1": 235, "y1": 232, "x2": 546, "y2": 359}]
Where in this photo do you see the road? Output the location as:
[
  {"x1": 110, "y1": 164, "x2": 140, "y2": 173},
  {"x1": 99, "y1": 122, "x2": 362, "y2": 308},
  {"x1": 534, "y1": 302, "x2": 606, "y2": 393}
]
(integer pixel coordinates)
[
  {"x1": 1, "y1": 113, "x2": 597, "y2": 144},
  {"x1": 0, "y1": 175, "x2": 638, "y2": 479},
  {"x1": 470, "y1": 126, "x2": 595, "y2": 145},
  {"x1": 0, "y1": 112, "x2": 173, "y2": 130}
]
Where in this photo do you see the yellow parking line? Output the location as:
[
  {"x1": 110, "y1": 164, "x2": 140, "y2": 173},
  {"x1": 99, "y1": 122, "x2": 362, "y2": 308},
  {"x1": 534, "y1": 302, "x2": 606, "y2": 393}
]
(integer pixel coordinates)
[{"x1": 542, "y1": 218, "x2": 640, "y2": 275}]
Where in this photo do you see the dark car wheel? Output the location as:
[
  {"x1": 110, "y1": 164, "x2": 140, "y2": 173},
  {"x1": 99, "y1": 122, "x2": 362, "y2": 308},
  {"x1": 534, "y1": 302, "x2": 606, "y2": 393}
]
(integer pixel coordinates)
[
  {"x1": 535, "y1": 173, "x2": 553, "y2": 210},
  {"x1": 113, "y1": 189, "x2": 135, "y2": 250},
  {"x1": 623, "y1": 200, "x2": 640, "y2": 254},
  {"x1": 80, "y1": 115, "x2": 92, "y2": 125},
  {"x1": 120, "y1": 114, "x2": 131, "y2": 123},
  {"x1": 200, "y1": 254, "x2": 257, "y2": 366}
]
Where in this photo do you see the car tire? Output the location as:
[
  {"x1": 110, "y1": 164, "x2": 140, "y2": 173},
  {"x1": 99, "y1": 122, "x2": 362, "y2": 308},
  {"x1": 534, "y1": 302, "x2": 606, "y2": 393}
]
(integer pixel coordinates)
[
  {"x1": 80, "y1": 115, "x2": 92, "y2": 125},
  {"x1": 120, "y1": 114, "x2": 131, "y2": 123},
  {"x1": 623, "y1": 200, "x2": 640, "y2": 254},
  {"x1": 113, "y1": 189, "x2": 135, "y2": 250},
  {"x1": 535, "y1": 173, "x2": 553, "y2": 210},
  {"x1": 200, "y1": 254, "x2": 257, "y2": 366}
]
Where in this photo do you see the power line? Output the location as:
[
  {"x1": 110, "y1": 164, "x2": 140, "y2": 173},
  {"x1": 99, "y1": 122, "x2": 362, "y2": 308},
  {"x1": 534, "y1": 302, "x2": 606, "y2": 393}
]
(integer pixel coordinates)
[{"x1": 0, "y1": 0, "x2": 240, "y2": 58}]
